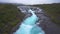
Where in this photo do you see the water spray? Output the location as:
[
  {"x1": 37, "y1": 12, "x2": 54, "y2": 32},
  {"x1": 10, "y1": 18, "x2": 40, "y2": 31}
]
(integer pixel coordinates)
[{"x1": 13, "y1": 6, "x2": 45, "y2": 34}]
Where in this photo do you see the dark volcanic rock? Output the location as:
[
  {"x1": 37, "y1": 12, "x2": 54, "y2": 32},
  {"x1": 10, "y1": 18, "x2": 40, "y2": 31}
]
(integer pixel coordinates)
[
  {"x1": 35, "y1": 7, "x2": 60, "y2": 34},
  {"x1": 16, "y1": 6, "x2": 60, "y2": 34}
]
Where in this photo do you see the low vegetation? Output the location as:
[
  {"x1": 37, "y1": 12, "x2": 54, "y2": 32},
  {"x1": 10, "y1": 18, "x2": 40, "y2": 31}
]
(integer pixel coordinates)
[
  {"x1": 0, "y1": 3, "x2": 60, "y2": 34},
  {"x1": 0, "y1": 4, "x2": 25, "y2": 34}
]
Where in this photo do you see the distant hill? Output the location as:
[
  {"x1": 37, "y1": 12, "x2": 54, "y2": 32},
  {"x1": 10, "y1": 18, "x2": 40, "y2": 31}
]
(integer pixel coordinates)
[{"x1": 0, "y1": 3, "x2": 26, "y2": 6}]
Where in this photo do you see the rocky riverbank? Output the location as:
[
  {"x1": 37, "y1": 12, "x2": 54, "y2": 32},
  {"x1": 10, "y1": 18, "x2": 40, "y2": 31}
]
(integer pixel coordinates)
[{"x1": 10, "y1": 6, "x2": 60, "y2": 34}]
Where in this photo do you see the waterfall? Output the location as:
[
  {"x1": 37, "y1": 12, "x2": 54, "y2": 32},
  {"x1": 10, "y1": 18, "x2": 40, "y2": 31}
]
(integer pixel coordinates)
[
  {"x1": 23, "y1": 9, "x2": 38, "y2": 25},
  {"x1": 13, "y1": 7, "x2": 45, "y2": 34}
]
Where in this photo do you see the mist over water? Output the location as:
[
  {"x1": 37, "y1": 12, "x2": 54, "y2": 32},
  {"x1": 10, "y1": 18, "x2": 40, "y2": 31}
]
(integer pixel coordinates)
[{"x1": 13, "y1": 8, "x2": 45, "y2": 34}]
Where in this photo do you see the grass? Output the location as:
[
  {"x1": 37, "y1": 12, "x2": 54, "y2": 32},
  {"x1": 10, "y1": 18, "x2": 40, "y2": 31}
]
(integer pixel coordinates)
[
  {"x1": 0, "y1": 4, "x2": 25, "y2": 34},
  {"x1": 0, "y1": 3, "x2": 60, "y2": 34},
  {"x1": 33, "y1": 3, "x2": 60, "y2": 25}
]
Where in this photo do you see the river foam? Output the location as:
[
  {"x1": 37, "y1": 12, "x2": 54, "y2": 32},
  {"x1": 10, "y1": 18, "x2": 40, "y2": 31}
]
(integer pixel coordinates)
[{"x1": 13, "y1": 8, "x2": 45, "y2": 34}]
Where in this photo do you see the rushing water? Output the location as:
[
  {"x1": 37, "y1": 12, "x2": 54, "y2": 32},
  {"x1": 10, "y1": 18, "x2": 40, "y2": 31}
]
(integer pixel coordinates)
[{"x1": 13, "y1": 7, "x2": 45, "y2": 34}]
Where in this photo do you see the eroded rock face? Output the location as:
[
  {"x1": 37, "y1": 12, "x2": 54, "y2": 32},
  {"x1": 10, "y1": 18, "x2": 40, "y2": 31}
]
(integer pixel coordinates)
[
  {"x1": 16, "y1": 6, "x2": 60, "y2": 34},
  {"x1": 13, "y1": 7, "x2": 45, "y2": 34}
]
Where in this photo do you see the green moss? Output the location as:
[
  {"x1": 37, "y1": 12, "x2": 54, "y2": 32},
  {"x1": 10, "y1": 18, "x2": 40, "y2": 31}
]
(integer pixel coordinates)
[{"x1": 0, "y1": 4, "x2": 25, "y2": 34}]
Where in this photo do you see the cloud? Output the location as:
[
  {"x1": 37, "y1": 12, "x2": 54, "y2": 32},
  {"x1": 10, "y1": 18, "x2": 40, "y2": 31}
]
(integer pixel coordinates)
[{"x1": 0, "y1": 0, "x2": 60, "y2": 5}]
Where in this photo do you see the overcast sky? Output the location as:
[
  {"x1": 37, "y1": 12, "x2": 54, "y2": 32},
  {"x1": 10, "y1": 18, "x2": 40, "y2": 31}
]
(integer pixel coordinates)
[{"x1": 0, "y1": 0, "x2": 60, "y2": 5}]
